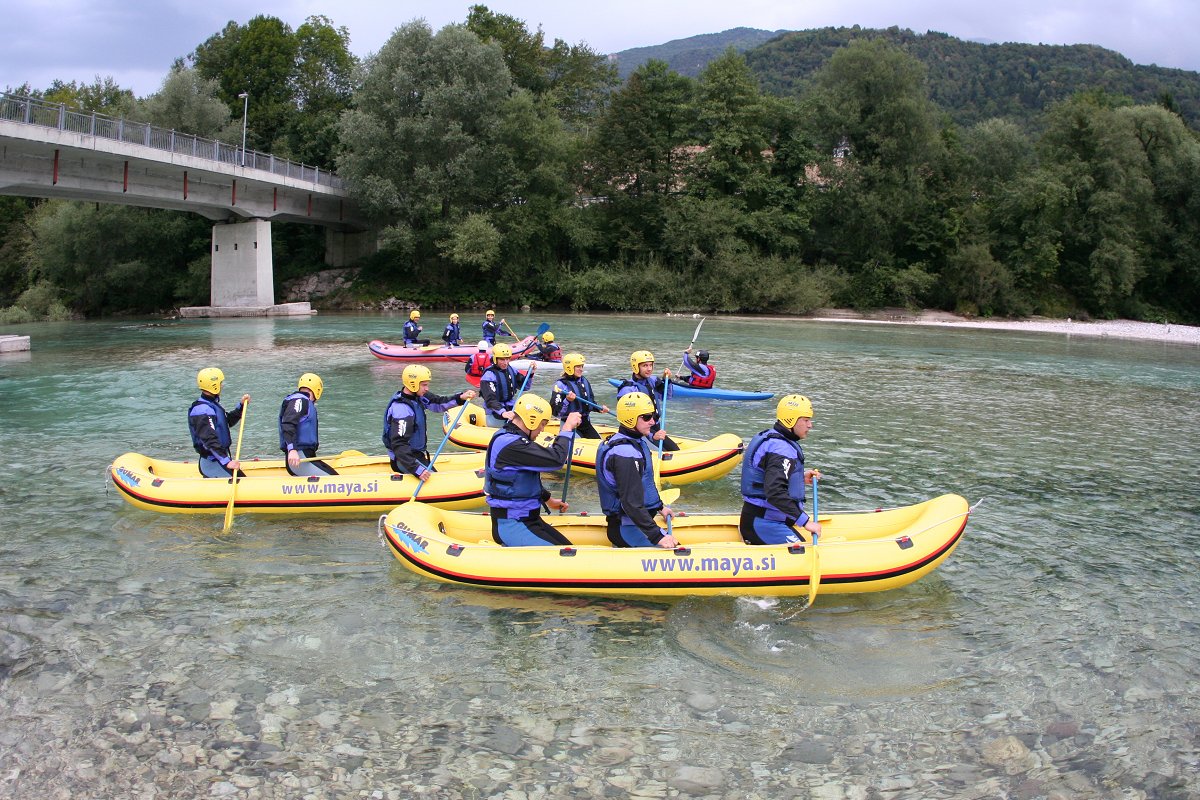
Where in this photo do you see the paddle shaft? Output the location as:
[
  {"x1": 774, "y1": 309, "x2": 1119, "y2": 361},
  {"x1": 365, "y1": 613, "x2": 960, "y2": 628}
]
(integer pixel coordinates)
[
  {"x1": 559, "y1": 430, "x2": 576, "y2": 512},
  {"x1": 411, "y1": 399, "x2": 470, "y2": 500},
  {"x1": 221, "y1": 400, "x2": 249, "y2": 532},
  {"x1": 574, "y1": 395, "x2": 614, "y2": 415},
  {"x1": 808, "y1": 474, "x2": 821, "y2": 606}
]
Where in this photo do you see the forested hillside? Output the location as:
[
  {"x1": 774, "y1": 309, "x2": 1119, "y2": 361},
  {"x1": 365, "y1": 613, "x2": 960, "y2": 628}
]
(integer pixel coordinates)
[
  {"x1": 3, "y1": 10, "x2": 1200, "y2": 325},
  {"x1": 611, "y1": 28, "x2": 785, "y2": 80}
]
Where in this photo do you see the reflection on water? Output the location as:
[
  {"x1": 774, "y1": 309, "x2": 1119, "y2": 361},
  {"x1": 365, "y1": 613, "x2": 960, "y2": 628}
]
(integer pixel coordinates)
[{"x1": 1, "y1": 313, "x2": 1199, "y2": 797}]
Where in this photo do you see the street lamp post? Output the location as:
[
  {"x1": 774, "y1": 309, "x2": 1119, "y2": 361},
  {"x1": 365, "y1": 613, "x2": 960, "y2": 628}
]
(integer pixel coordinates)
[{"x1": 238, "y1": 92, "x2": 248, "y2": 166}]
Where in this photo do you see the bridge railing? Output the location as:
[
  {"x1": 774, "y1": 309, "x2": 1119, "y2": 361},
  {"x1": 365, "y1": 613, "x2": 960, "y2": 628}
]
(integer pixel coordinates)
[{"x1": 0, "y1": 93, "x2": 344, "y2": 190}]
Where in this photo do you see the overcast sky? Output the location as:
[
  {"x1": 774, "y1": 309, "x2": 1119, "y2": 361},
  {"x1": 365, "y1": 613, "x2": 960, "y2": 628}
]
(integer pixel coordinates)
[{"x1": 5, "y1": 0, "x2": 1198, "y2": 98}]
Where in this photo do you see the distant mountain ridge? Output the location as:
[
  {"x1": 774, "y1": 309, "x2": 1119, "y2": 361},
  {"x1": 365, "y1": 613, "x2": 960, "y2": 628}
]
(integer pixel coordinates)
[{"x1": 612, "y1": 26, "x2": 1200, "y2": 128}]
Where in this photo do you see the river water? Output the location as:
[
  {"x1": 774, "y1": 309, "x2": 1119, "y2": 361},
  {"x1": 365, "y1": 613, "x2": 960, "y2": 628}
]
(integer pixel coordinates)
[{"x1": 1, "y1": 312, "x2": 1198, "y2": 799}]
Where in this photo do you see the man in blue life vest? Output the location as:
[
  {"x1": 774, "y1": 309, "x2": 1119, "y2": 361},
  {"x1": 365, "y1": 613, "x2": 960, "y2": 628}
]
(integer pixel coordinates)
[
  {"x1": 596, "y1": 392, "x2": 682, "y2": 549},
  {"x1": 550, "y1": 352, "x2": 608, "y2": 438},
  {"x1": 484, "y1": 395, "x2": 581, "y2": 547},
  {"x1": 382, "y1": 364, "x2": 476, "y2": 478},
  {"x1": 531, "y1": 331, "x2": 562, "y2": 362},
  {"x1": 479, "y1": 342, "x2": 531, "y2": 428},
  {"x1": 188, "y1": 367, "x2": 250, "y2": 478},
  {"x1": 481, "y1": 309, "x2": 510, "y2": 346},
  {"x1": 739, "y1": 394, "x2": 823, "y2": 545},
  {"x1": 279, "y1": 373, "x2": 337, "y2": 477},
  {"x1": 403, "y1": 310, "x2": 429, "y2": 347},
  {"x1": 615, "y1": 350, "x2": 689, "y2": 451},
  {"x1": 680, "y1": 346, "x2": 716, "y2": 388},
  {"x1": 442, "y1": 313, "x2": 463, "y2": 346}
]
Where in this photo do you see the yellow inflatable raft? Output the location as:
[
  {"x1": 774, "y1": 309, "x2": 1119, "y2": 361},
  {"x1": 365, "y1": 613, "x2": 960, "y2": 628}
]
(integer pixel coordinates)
[
  {"x1": 441, "y1": 405, "x2": 744, "y2": 486},
  {"x1": 110, "y1": 450, "x2": 487, "y2": 515},
  {"x1": 380, "y1": 494, "x2": 971, "y2": 599}
]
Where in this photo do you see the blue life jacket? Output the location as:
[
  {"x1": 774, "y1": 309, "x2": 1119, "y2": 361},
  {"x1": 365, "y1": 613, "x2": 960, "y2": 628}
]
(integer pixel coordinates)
[
  {"x1": 617, "y1": 375, "x2": 664, "y2": 409},
  {"x1": 740, "y1": 430, "x2": 805, "y2": 519},
  {"x1": 482, "y1": 320, "x2": 500, "y2": 344},
  {"x1": 382, "y1": 392, "x2": 428, "y2": 452},
  {"x1": 403, "y1": 320, "x2": 422, "y2": 344},
  {"x1": 596, "y1": 432, "x2": 661, "y2": 516},
  {"x1": 484, "y1": 430, "x2": 545, "y2": 512},
  {"x1": 553, "y1": 376, "x2": 593, "y2": 417},
  {"x1": 481, "y1": 365, "x2": 521, "y2": 407},
  {"x1": 189, "y1": 395, "x2": 231, "y2": 456},
  {"x1": 443, "y1": 322, "x2": 461, "y2": 343},
  {"x1": 278, "y1": 391, "x2": 319, "y2": 451}
]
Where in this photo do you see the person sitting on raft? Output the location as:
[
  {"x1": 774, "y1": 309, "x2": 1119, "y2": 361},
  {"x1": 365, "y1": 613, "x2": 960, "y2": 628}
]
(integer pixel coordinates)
[
  {"x1": 383, "y1": 364, "x2": 476, "y2": 479},
  {"x1": 680, "y1": 346, "x2": 716, "y2": 389},
  {"x1": 279, "y1": 372, "x2": 337, "y2": 476},
  {"x1": 550, "y1": 353, "x2": 608, "y2": 439},
  {"x1": 479, "y1": 343, "x2": 529, "y2": 428},
  {"x1": 188, "y1": 367, "x2": 250, "y2": 478},
  {"x1": 403, "y1": 310, "x2": 430, "y2": 347},
  {"x1": 596, "y1": 392, "x2": 682, "y2": 549},
  {"x1": 465, "y1": 340, "x2": 492, "y2": 381},
  {"x1": 531, "y1": 331, "x2": 562, "y2": 362},
  {"x1": 739, "y1": 394, "x2": 822, "y2": 545},
  {"x1": 484, "y1": 395, "x2": 580, "y2": 547},
  {"x1": 442, "y1": 313, "x2": 463, "y2": 346},
  {"x1": 481, "y1": 310, "x2": 511, "y2": 346},
  {"x1": 614, "y1": 350, "x2": 689, "y2": 451}
]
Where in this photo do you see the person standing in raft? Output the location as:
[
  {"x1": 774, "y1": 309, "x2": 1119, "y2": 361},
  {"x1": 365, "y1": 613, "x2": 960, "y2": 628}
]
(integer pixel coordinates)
[
  {"x1": 382, "y1": 364, "x2": 476, "y2": 479},
  {"x1": 532, "y1": 331, "x2": 562, "y2": 362},
  {"x1": 615, "y1": 350, "x2": 688, "y2": 451},
  {"x1": 680, "y1": 346, "x2": 716, "y2": 389},
  {"x1": 479, "y1": 342, "x2": 530, "y2": 428},
  {"x1": 550, "y1": 353, "x2": 608, "y2": 439},
  {"x1": 465, "y1": 340, "x2": 492, "y2": 381},
  {"x1": 484, "y1": 395, "x2": 581, "y2": 546},
  {"x1": 481, "y1": 309, "x2": 510, "y2": 346},
  {"x1": 403, "y1": 310, "x2": 430, "y2": 347},
  {"x1": 279, "y1": 373, "x2": 337, "y2": 477},
  {"x1": 189, "y1": 367, "x2": 250, "y2": 478},
  {"x1": 442, "y1": 313, "x2": 463, "y2": 346},
  {"x1": 739, "y1": 394, "x2": 822, "y2": 545},
  {"x1": 596, "y1": 392, "x2": 681, "y2": 549}
]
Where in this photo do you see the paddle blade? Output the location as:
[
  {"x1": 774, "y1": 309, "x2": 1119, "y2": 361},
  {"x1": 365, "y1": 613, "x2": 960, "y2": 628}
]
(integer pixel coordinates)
[
  {"x1": 534, "y1": 322, "x2": 550, "y2": 339},
  {"x1": 807, "y1": 546, "x2": 820, "y2": 607},
  {"x1": 660, "y1": 488, "x2": 680, "y2": 505}
]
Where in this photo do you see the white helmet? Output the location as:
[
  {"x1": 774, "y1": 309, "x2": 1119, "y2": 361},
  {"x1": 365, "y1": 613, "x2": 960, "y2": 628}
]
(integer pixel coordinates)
[{"x1": 477, "y1": 340, "x2": 489, "y2": 351}]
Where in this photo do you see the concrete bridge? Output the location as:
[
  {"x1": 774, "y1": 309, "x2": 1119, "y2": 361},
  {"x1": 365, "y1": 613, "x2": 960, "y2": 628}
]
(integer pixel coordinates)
[{"x1": 0, "y1": 94, "x2": 375, "y2": 315}]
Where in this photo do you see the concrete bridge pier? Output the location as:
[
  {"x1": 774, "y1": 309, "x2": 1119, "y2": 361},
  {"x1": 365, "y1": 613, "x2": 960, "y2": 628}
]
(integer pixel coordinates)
[{"x1": 180, "y1": 219, "x2": 311, "y2": 318}]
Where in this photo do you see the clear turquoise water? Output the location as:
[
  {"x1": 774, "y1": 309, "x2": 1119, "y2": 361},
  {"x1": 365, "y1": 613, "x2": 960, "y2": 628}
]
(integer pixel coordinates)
[{"x1": 1, "y1": 313, "x2": 1198, "y2": 798}]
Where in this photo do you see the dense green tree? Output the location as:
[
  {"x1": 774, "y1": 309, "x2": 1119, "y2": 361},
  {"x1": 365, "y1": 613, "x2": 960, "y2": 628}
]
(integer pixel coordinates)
[
  {"x1": 136, "y1": 62, "x2": 232, "y2": 138},
  {"x1": 288, "y1": 16, "x2": 357, "y2": 166},
  {"x1": 41, "y1": 77, "x2": 135, "y2": 116}
]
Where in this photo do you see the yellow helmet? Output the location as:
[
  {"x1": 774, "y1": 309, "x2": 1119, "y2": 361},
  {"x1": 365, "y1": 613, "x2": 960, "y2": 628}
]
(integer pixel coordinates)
[
  {"x1": 616, "y1": 392, "x2": 656, "y2": 429},
  {"x1": 197, "y1": 367, "x2": 225, "y2": 394},
  {"x1": 485, "y1": 309, "x2": 496, "y2": 318},
  {"x1": 542, "y1": 331, "x2": 554, "y2": 343},
  {"x1": 297, "y1": 372, "x2": 323, "y2": 401},
  {"x1": 562, "y1": 353, "x2": 585, "y2": 374},
  {"x1": 492, "y1": 343, "x2": 513, "y2": 359},
  {"x1": 450, "y1": 313, "x2": 460, "y2": 322},
  {"x1": 630, "y1": 350, "x2": 655, "y2": 372},
  {"x1": 512, "y1": 394, "x2": 552, "y2": 430},
  {"x1": 409, "y1": 309, "x2": 421, "y2": 320},
  {"x1": 777, "y1": 394, "x2": 814, "y2": 427},
  {"x1": 402, "y1": 364, "x2": 432, "y2": 393}
]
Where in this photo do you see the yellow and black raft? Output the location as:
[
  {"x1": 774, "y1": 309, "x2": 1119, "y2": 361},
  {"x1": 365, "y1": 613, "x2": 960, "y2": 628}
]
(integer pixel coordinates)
[
  {"x1": 441, "y1": 405, "x2": 744, "y2": 486},
  {"x1": 380, "y1": 494, "x2": 971, "y2": 599},
  {"x1": 110, "y1": 450, "x2": 487, "y2": 515}
]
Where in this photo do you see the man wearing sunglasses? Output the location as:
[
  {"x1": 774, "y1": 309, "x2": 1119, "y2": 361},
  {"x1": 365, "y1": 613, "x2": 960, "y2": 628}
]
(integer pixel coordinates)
[{"x1": 595, "y1": 392, "x2": 681, "y2": 549}]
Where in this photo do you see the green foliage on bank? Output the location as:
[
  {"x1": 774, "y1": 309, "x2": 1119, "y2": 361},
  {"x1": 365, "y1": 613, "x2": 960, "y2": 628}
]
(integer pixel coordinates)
[{"x1": 3, "y1": 12, "x2": 1199, "y2": 324}]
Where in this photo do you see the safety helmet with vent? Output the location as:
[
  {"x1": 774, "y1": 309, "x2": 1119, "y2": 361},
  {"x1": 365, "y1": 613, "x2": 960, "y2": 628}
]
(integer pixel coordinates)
[
  {"x1": 629, "y1": 350, "x2": 655, "y2": 372},
  {"x1": 197, "y1": 367, "x2": 225, "y2": 395},
  {"x1": 492, "y1": 343, "x2": 513, "y2": 359},
  {"x1": 512, "y1": 395, "x2": 552, "y2": 430},
  {"x1": 297, "y1": 373, "x2": 323, "y2": 401},
  {"x1": 616, "y1": 392, "x2": 656, "y2": 429},
  {"x1": 776, "y1": 394, "x2": 814, "y2": 427},
  {"x1": 562, "y1": 353, "x2": 585, "y2": 375},
  {"x1": 402, "y1": 364, "x2": 432, "y2": 393}
]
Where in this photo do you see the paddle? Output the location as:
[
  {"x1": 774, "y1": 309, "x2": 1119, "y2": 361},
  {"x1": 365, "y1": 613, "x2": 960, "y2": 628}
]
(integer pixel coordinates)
[
  {"x1": 411, "y1": 400, "x2": 471, "y2": 501},
  {"x1": 558, "y1": 429, "x2": 576, "y2": 513},
  {"x1": 689, "y1": 317, "x2": 706, "y2": 348},
  {"x1": 574, "y1": 395, "x2": 615, "y2": 415},
  {"x1": 221, "y1": 399, "x2": 249, "y2": 532},
  {"x1": 503, "y1": 320, "x2": 550, "y2": 345},
  {"x1": 511, "y1": 361, "x2": 536, "y2": 406},
  {"x1": 808, "y1": 473, "x2": 821, "y2": 607}
]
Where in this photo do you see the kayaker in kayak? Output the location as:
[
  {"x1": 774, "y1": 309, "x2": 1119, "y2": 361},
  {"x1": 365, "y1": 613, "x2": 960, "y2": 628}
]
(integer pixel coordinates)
[
  {"x1": 550, "y1": 353, "x2": 608, "y2": 438},
  {"x1": 383, "y1": 364, "x2": 476, "y2": 479},
  {"x1": 615, "y1": 350, "x2": 689, "y2": 451},
  {"x1": 739, "y1": 394, "x2": 822, "y2": 545},
  {"x1": 680, "y1": 346, "x2": 716, "y2": 389},
  {"x1": 531, "y1": 331, "x2": 562, "y2": 362},
  {"x1": 442, "y1": 313, "x2": 463, "y2": 346},
  {"x1": 279, "y1": 372, "x2": 337, "y2": 476},
  {"x1": 403, "y1": 310, "x2": 430, "y2": 347},
  {"x1": 188, "y1": 367, "x2": 250, "y2": 478},
  {"x1": 484, "y1": 395, "x2": 580, "y2": 547},
  {"x1": 596, "y1": 392, "x2": 681, "y2": 549}
]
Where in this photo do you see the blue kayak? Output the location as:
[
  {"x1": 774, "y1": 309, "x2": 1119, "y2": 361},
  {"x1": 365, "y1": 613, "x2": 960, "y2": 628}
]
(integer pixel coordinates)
[{"x1": 607, "y1": 378, "x2": 773, "y2": 401}]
